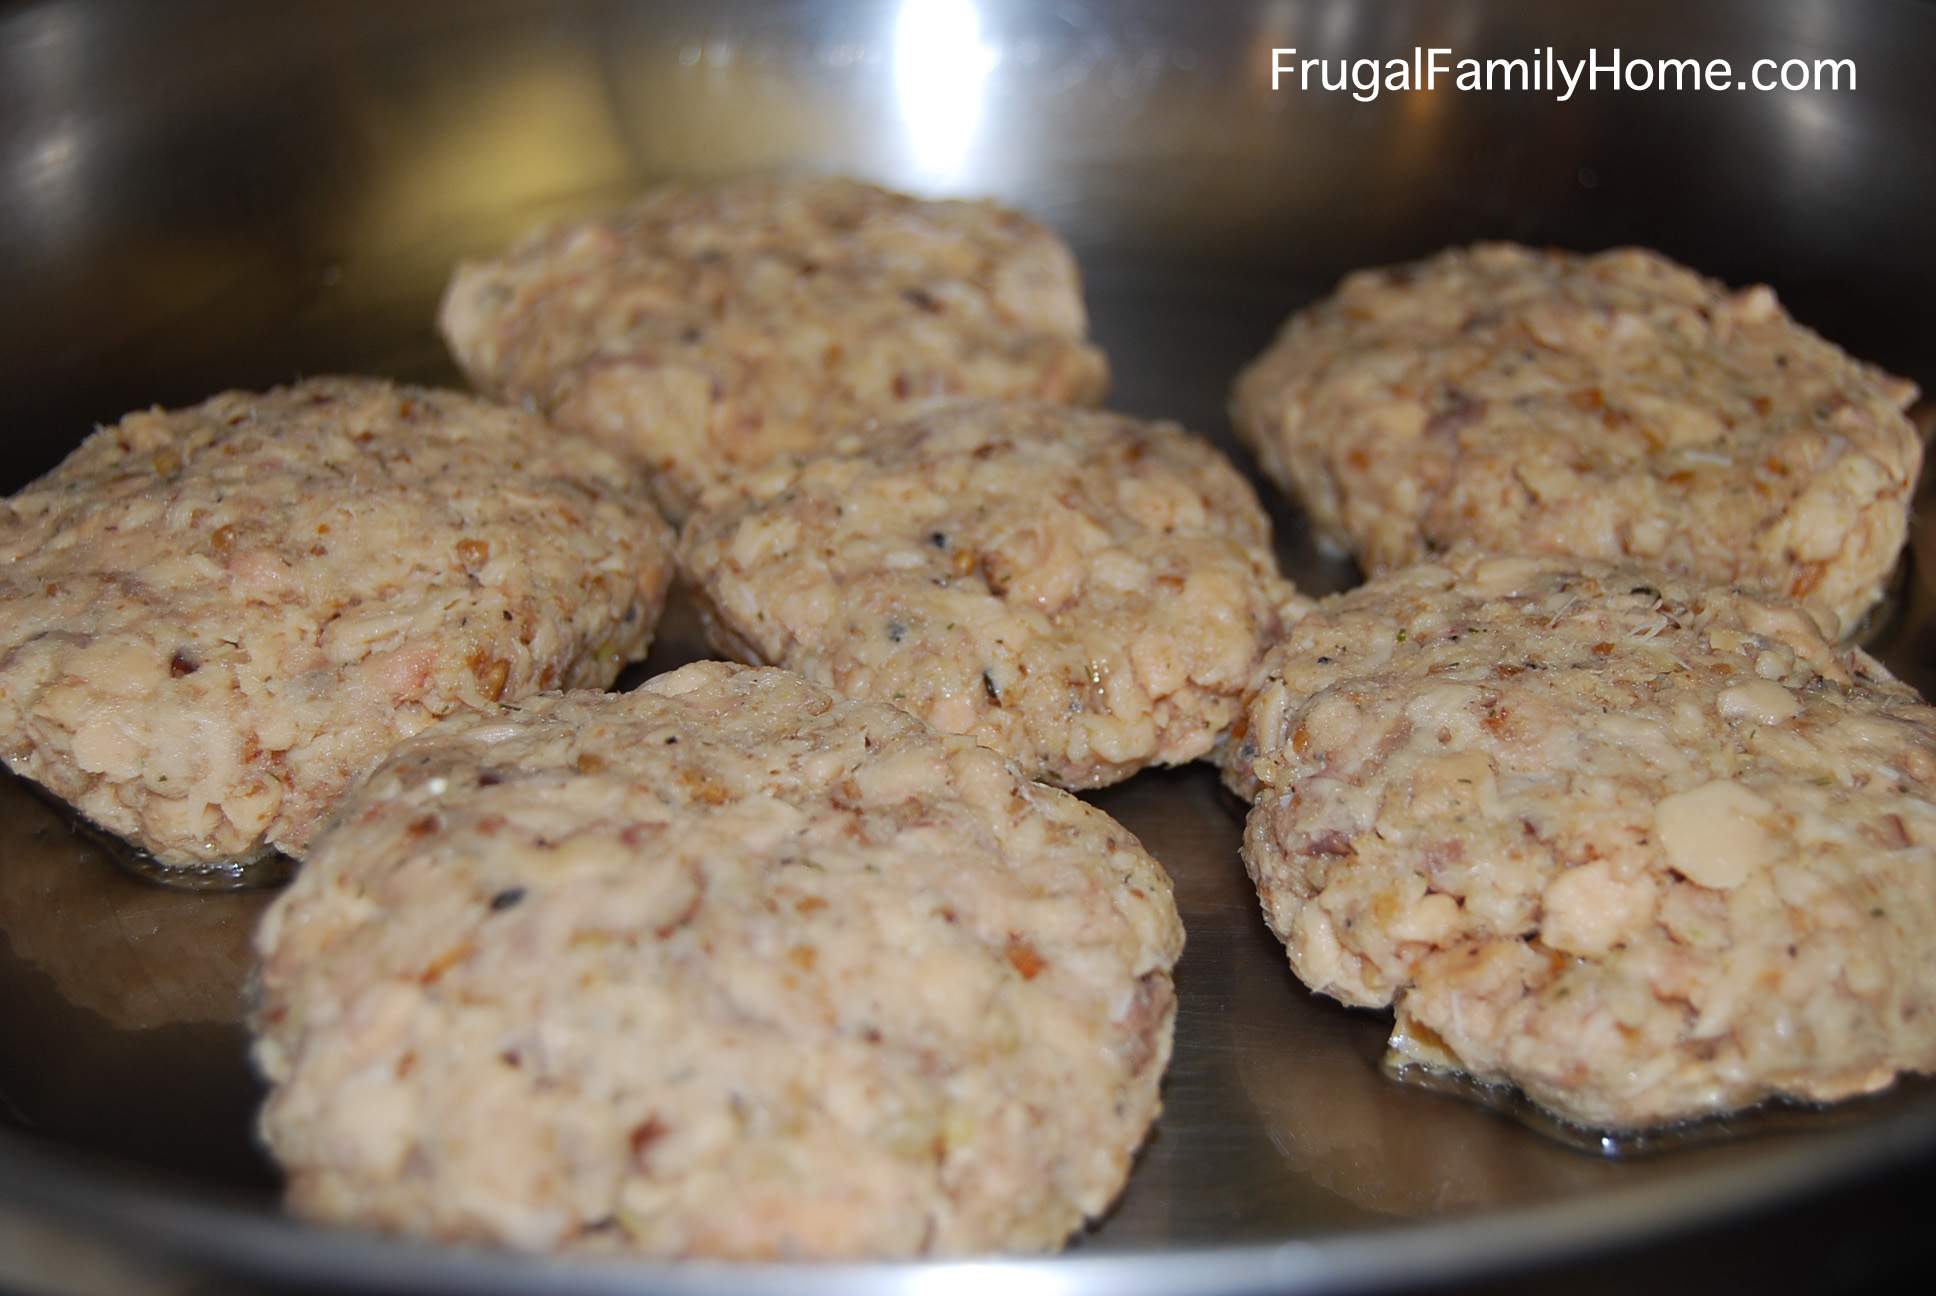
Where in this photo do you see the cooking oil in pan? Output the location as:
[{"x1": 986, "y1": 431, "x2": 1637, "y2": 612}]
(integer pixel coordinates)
[
  {"x1": 102, "y1": 837, "x2": 293, "y2": 892},
  {"x1": 1380, "y1": 1050, "x2": 1883, "y2": 1158},
  {"x1": 22, "y1": 778, "x2": 293, "y2": 892}
]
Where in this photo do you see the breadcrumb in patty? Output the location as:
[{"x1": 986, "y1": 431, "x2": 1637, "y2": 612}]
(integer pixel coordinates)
[
  {"x1": 441, "y1": 176, "x2": 1108, "y2": 520},
  {"x1": 0, "y1": 378, "x2": 672, "y2": 868},
  {"x1": 254, "y1": 662, "x2": 1183, "y2": 1258},
  {"x1": 1232, "y1": 244, "x2": 1921, "y2": 638},
  {"x1": 678, "y1": 400, "x2": 1307, "y2": 789},
  {"x1": 1230, "y1": 551, "x2": 1936, "y2": 1129}
]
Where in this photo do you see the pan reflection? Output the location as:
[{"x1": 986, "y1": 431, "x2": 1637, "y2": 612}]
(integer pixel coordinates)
[
  {"x1": 1, "y1": 1, "x2": 1935, "y2": 1289},
  {"x1": 893, "y1": 0, "x2": 999, "y2": 187},
  {"x1": 0, "y1": 774, "x2": 266, "y2": 1032}
]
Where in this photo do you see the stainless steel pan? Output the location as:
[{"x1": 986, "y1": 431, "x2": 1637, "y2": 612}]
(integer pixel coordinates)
[{"x1": 3, "y1": 1, "x2": 1934, "y2": 1291}]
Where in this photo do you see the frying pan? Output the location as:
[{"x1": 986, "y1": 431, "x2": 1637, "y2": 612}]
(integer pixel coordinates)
[{"x1": 2, "y1": 1, "x2": 1934, "y2": 1292}]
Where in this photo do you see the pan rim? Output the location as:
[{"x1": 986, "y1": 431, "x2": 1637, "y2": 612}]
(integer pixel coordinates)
[{"x1": 3, "y1": 1094, "x2": 1933, "y2": 1295}]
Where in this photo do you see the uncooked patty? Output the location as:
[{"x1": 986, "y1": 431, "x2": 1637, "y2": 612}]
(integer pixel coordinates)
[
  {"x1": 253, "y1": 662, "x2": 1183, "y2": 1259},
  {"x1": 1230, "y1": 244, "x2": 1923, "y2": 638},
  {"x1": 1229, "y1": 551, "x2": 1936, "y2": 1130},
  {"x1": 439, "y1": 176, "x2": 1108, "y2": 520},
  {"x1": 677, "y1": 400, "x2": 1307, "y2": 789},
  {"x1": 0, "y1": 378, "x2": 673, "y2": 870}
]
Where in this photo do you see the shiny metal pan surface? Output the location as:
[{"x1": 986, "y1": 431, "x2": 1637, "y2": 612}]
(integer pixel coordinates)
[{"x1": 2, "y1": 1, "x2": 1934, "y2": 1291}]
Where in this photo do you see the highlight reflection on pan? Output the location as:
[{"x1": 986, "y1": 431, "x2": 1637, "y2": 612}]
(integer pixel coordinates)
[{"x1": 2, "y1": 1, "x2": 1935, "y2": 1291}]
